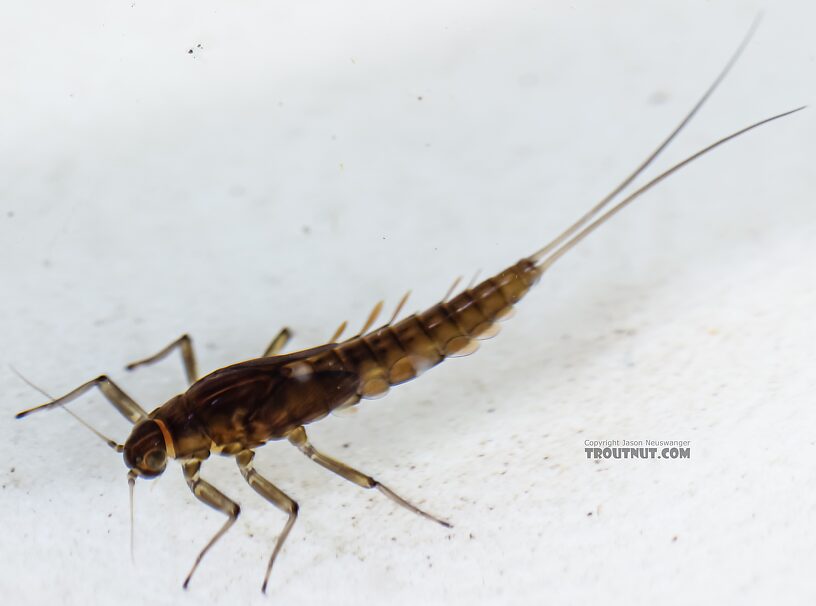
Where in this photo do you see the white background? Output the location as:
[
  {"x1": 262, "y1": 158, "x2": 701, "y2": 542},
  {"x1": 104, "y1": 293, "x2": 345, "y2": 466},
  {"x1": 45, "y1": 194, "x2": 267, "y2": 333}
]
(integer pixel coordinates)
[{"x1": 1, "y1": 1, "x2": 814, "y2": 605}]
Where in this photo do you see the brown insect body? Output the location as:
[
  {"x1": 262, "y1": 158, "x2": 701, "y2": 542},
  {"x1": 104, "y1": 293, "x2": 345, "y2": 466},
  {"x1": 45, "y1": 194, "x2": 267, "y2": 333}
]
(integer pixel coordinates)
[{"x1": 147, "y1": 259, "x2": 539, "y2": 463}]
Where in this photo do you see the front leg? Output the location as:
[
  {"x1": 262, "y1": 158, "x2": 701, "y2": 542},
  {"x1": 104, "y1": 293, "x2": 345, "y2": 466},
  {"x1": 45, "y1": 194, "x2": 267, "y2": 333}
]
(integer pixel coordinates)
[
  {"x1": 181, "y1": 460, "x2": 241, "y2": 589},
  {"x1": 16, "y1": 375, "x2": 148, "y2": 424},
  {"x1": 235, "y1": 450, "x2": 299, "y2": 592}
]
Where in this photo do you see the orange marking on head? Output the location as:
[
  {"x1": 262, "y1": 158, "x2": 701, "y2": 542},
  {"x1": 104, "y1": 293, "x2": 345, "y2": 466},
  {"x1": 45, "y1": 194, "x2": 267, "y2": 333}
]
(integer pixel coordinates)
[{"x1": 153, "y1": 418, "x2": 176, "y2": 459}]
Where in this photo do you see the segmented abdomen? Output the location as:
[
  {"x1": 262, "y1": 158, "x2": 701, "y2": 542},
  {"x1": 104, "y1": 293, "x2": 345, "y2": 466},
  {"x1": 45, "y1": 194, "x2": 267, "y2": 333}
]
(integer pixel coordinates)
[{"x1": 303, "y1": 258, "x2": 541, "y2": 407}]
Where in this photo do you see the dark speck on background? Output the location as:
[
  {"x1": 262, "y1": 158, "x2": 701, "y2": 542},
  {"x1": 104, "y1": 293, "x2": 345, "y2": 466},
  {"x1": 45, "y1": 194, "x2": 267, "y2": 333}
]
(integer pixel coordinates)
[
  {"x1": 7, "y1": 211, "x2": 14, "y2": 218},
  {"x1": 649, "y1": 90, "x2": 669, "y2": 105}
]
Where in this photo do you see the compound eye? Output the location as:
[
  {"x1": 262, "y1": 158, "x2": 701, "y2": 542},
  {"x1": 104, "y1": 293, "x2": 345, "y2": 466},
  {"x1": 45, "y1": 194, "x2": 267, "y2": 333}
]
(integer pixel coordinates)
[{"x1": 144, "y1": 449, "x2": 166, "y2": 471}]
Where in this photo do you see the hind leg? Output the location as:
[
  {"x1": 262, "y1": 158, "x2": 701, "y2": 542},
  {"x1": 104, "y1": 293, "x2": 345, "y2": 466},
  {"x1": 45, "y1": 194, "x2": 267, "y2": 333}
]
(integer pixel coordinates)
[
  {"x1": 262, "y1": 327, "x2": 292, "y2": 357},
  {"x1": 287, "y1": 426, "x2": 450, "y2": 527}
]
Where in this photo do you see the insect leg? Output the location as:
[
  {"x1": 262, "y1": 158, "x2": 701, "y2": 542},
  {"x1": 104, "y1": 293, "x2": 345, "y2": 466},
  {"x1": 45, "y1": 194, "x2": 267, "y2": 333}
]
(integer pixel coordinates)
[
  {"x1": 262, "y1": 327, "x2": 293, "y2": 357},
  {"x1": 235, "y1": 450, "x2": 298, "y2": 593},
  {"x1": 15, "y1": 375, "x2": 147, "y2": 424},
  {"x1": 181, "y1": 460, "x2": 240, "y2": 589},
  {"x1": 125, "y1": 334, "x2": 198, "y2": 385},
  {"x1": 287, "y1": 427, "x2": 451, "y2": 528}
]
